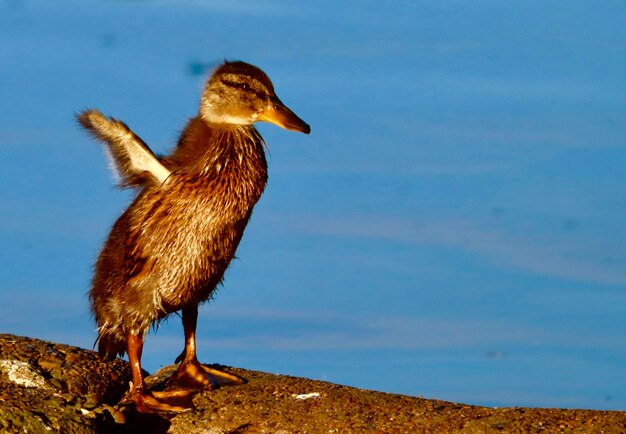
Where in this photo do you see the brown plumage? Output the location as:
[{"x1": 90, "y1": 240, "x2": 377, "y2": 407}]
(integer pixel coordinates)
[{"x1": 77, "y1": 61, "x2": 309, "y2": 412}]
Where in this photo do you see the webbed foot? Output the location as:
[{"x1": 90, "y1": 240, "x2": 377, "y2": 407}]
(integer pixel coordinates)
[
  {"x1": 167, "y1": 358, "x2": 245, "y2": 390},
  {"x1": 130, "y1": 383, "x2": 195, "y2": 413}
]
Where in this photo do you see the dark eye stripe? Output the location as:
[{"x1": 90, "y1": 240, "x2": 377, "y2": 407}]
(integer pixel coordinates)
[
  {"x1": 221, "y1": 78, "x2": 247, "y2": 90},
  {"x1": 221, "y1": 78, "x2": 267, "y2": 100}
]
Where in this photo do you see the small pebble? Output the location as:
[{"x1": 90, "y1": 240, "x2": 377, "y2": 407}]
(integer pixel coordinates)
[{"x1": 293, "y1": 392, "x2": 320, "y2": 400}]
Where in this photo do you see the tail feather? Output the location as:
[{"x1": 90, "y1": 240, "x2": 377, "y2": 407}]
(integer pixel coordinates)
[
  {"x1": 76, "y1": 109, "x2": 171, "y2": 189},
  {"x1": 95, "y1": 332, "x2": 126, "y2": 360}
]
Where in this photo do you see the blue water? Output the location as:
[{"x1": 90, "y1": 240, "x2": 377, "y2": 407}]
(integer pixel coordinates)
[{"x1": 1, "y1": 0, "x2": 625, "y2": 410}]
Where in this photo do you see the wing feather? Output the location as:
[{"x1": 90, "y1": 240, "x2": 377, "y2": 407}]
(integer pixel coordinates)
[{"x1": 77, "y1": 109, "x2": 171, "y2": 188}]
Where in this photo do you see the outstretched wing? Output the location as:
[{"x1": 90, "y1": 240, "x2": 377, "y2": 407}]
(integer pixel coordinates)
[{"x1": 77, "y1": 109, "x2": 171, "y2": 188}]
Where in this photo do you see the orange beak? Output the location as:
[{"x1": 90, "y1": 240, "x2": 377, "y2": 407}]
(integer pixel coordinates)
[{"x1": 257, "y1": 99, "x2": 310, "y2": 134}]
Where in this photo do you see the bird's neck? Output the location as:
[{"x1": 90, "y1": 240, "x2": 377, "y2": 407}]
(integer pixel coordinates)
[{"x1": 165, "y1": 117, "x2": 267, "y2": 176}]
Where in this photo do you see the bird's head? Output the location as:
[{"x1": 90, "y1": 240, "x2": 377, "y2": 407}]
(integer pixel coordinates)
[{"x1": 200, "y1": 61, "x2": 310, "y2": 134}]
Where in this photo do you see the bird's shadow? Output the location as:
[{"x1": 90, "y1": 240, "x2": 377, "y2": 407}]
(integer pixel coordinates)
[{"x1": 94, "y1": 405, "x2": 172, "y2": 434}]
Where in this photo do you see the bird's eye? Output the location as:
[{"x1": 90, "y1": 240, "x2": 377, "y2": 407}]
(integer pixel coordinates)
[{"x1": 241, "y1": 83, "x2": 249, "y2": 91}]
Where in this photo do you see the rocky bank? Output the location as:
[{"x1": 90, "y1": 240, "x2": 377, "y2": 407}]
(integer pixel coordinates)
[{"x1": 0, "y1": 333, "x2": 624, "y2": 433}]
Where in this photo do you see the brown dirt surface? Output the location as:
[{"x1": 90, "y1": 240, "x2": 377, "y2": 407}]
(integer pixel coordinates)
[
  {"x1": 1, "y1": 333, "x2": 625, "y2": 433},
  {"x1": 0, "y1": 333, "x2": 131, "y2": 433}
]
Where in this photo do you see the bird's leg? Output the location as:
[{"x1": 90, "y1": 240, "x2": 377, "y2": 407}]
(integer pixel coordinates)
[
  {"x1": 168, "y1": 305, "x2": 245, "y2": 389},
  {"x1": 127, "y1": 333, "x2": 190, "y2": 413}
]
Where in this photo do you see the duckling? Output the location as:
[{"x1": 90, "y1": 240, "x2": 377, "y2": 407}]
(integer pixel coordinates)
[{"x1": 77, "y1": 61, "x2": 310, "y2": 413}]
